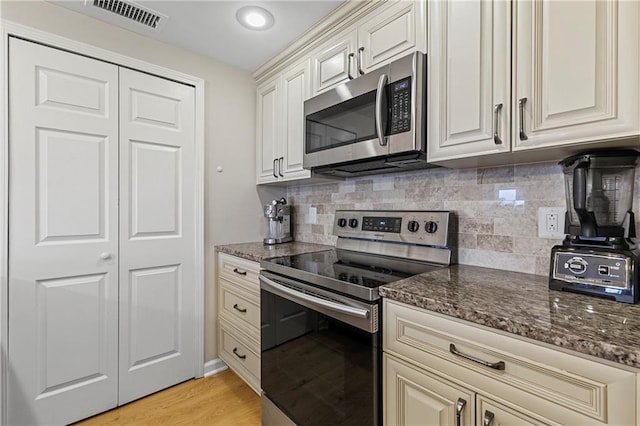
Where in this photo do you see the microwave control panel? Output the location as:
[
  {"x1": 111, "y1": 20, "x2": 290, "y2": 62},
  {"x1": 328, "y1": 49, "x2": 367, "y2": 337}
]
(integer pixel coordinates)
[{"x1": 389, "y1": 77, "x2": 411, "y2": 135}]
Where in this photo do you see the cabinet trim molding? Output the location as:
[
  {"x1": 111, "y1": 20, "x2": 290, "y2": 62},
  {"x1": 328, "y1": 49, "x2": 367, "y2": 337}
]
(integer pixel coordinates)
[{"x1": 0, "y1": 20, "x2": 207, "y2": 425}]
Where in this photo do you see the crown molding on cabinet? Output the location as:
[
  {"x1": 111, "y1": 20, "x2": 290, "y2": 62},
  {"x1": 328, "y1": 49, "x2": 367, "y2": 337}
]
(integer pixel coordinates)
[{"x1": 252, "y1": 0, "x2": 386, "y2": 82}]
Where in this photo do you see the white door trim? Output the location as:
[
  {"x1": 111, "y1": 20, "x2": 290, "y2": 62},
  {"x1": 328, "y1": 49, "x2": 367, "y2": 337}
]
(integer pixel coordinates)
[{"x1": 0, "y1": 20, "x2": 206, "y2": 425}]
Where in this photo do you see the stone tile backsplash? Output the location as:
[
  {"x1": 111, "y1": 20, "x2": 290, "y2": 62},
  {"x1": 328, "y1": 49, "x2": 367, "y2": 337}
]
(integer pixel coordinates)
[{"x1": 287, "y1": 162, "x2": 640, "y2": 277}]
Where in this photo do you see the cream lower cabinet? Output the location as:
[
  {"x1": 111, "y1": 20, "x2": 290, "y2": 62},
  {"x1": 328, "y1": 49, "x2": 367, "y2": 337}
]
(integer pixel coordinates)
[
  {"x1": 217, "y1": 253, "x2": 261, "y2": 393},
  {"x1": 427, "y1": 0, "x2": 639, "y2": 166},
  {"x1": 383, "y1": 300, "x2": 637, "y2": 426}
]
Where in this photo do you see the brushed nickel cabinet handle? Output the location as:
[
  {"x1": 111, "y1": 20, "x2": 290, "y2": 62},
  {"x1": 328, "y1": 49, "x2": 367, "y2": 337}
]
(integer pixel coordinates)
[
  {"x1": 232, "y1": 348, "x2": 246, "y2": 360},
  {"x1": 518, "y1": 97, "x2": 528, "y2": 140},
  {"x1": 233, "y1": 303, "x2": 247, "y2": 313},
  {"x1": 233, "y1": 268, "x2": 247, "y2": 276},
  {"x1": 358, "y1": 46, "x2": 365, "y2": 75},
  {"x1": 493, "y1": 103, "x2": 503, "y2": 145},
  {"x1": 347, "y1": 52, "x2": 354, "y2": 80},
  {"x1": 483, "y1": 410, "x2": 495, "y2": 426},
  {"x1": 455, "y1": 398, "x2": 467, "y2": 426},
  {"x1": 272, "y1": 158, "x2": 278, "y2": 178},
  {"x1": 450, "y1": 344, "x2": 505, "y2": 370},
  {"x1": 278, "y1": 157, "x2": 284, "y2": 177}
]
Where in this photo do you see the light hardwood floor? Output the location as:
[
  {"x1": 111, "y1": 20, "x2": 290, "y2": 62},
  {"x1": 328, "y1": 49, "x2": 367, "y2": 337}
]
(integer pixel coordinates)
[{"x1": 77, "y1": 369, "x2": 261, "y2": 425}]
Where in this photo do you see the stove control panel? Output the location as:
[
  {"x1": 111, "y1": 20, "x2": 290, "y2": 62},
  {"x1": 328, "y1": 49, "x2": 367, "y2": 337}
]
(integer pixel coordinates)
[{"x1": 334, "y1": 210, "x2": 452, "y2": 247}]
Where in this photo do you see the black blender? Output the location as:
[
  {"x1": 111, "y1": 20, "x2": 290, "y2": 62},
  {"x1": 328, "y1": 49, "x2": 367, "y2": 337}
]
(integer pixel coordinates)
[{"x1": 550, "y1": 150, "x2": 640, "y2": 303}]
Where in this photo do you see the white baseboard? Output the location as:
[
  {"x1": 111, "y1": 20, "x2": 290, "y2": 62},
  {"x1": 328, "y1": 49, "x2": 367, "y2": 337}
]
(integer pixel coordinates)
[{"x1": 204, "y1": 358, "x2": 228, "y2": 377}]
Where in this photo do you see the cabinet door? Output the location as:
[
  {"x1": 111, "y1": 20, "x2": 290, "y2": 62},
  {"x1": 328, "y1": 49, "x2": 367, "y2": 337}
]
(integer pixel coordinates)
[
  {"x1": 477, "y1": 395, "x2": 559, "y2": 426},
  {"x1": 280, "y1": 60, "x2": 312, "y2": 180},
  {"x1": 357, "y1": 1, "x2": 424, "y2": 74},
  {"x1": 8, "y1": 37, "x2": 119, "y2": 426},
  {"x1": 513, "y1": 0, "x2": 640, "y2": 150},
  {"x1": 311, "y1": 28, "x2": 358, "y2": 95},
  {"x1": 256, "y1": 75, "x2": 280, "y2": 183},
  {"x1": 427, "y1": 0, "x2": 511, "y2": 163},
  {"x1": 384, "y1": 354, "x2": 474, "y2": 426}
]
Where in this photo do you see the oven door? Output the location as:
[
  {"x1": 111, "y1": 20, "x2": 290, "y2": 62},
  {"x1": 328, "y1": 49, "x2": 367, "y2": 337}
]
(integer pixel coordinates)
[{"x1": 260, "y1": 271, "x2": 381, "y2": 426}]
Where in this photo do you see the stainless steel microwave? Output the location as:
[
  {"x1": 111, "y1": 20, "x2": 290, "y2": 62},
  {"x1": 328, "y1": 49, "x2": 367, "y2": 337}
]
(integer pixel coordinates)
[{"x1": 303, "y1": 52, "x2": 433, "y2": 177}]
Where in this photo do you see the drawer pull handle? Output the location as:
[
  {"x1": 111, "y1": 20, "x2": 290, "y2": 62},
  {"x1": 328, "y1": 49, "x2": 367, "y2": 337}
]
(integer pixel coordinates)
[
  {"x1": 483, "y1": 410, "x2": 495, "y2": 426},
  {"x1": 455, "y1": 398, "x2": 466, "y2": 426},
  {"x1": 233, "y1": 347, "x2": 246, "y2": 360},
  {"x1": 233, "y1": 268, "x2": 247, "y2": 276},
  {"x1": 233, "y1": 303, "x2": 247, "y2": 313},
  {"x1": 449, "y1": 344, "x2": 505, "y2": 370}
]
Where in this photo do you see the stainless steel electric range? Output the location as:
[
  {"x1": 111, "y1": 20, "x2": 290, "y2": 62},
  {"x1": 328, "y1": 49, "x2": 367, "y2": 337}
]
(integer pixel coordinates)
[{"x1": 259, "y1": 210, "x2": 456, "y2": 426}]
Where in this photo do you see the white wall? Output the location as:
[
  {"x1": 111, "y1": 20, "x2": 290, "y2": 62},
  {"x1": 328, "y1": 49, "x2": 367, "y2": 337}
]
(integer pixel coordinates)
[{"x1": 0, "y1": 0, "x2": 271, "y2": 362}]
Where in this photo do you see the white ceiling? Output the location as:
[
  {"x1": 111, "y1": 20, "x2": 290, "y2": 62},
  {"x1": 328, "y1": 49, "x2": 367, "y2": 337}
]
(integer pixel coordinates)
[{"x1": 49, "y1": 0, "x2": 344, "y2": 72}]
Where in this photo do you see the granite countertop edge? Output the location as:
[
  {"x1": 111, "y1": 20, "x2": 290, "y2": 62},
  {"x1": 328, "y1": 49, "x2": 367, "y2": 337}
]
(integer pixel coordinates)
[
  {"x1": 215, "y1": 241, "x2": 333, "y2": 262},
  {"x1": 379, "y1": 285, "x2": 640, "y2": 369}
]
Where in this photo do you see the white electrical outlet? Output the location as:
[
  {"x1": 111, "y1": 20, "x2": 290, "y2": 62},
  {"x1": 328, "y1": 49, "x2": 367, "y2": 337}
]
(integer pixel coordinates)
[{"x1": 538, "y1": 207, "x2": 566, "y2": 239}]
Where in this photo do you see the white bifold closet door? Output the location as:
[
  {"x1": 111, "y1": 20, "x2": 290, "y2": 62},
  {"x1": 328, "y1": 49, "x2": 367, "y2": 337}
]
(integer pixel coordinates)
[
  {"x1": 8, "y1": 37, "x2": 196, "y2": 425},
  {"x1": 117, "y1": 67, "x2": 195, "y2": 405}
]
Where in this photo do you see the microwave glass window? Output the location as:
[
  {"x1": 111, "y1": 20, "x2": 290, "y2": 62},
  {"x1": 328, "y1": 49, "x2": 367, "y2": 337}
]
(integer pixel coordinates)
[{"x1": 306, "y1": 90, "x2": 377, "y2": 153}]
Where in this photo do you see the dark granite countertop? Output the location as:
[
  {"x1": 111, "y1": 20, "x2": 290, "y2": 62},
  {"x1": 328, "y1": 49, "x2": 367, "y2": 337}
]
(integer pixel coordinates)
[
  {"x1": 215, "y1": 241, "x2": 332, "y2": 262},
  {"x1": 379, "y1": 264, "x2": 640, "y2": 369}
]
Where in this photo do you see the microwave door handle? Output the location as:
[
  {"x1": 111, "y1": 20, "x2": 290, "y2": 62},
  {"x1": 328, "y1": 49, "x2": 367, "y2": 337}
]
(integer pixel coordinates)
[{"x1": 375, "y1": 73, "x2": 389, "y2": 147}]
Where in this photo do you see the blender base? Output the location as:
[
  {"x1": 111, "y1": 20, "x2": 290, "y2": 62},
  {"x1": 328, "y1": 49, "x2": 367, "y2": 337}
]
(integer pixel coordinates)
[{"x1": 549, "y1": 244, "x2": 640, "y2": 304}]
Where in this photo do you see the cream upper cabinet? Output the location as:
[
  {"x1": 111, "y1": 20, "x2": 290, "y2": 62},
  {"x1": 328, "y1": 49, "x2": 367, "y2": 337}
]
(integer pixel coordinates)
[
  {"x1": 256, "y1": 75, "x2": 280, "y2": 183},
  {"x1": 428, "y1": 0, "x2": 640, "y2": 165},
  {"x1": 256, "y1": 60, "x2": 311, "y2": 184},
  {"x1": 357, "y1": 0, "x2": 426, "y2": 75},
  {"x1": 427, "y1": 0, "x2": 511, "y2": 162},
  {"x1": 383, "y1": 300, "x2": 637, "y2": 426},
  {"x1": 311, "y1": 1, "x2": 426, "y2": 95},
  {"x1": 513, "y1": 0, "x2": 640, "y2": 150},
  {"x1": 311, "y1": 28, "x2": 358, "y2": 94}
]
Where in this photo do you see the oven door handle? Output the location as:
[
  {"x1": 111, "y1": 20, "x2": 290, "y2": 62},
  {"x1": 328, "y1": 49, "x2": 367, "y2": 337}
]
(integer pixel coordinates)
[{"x1": 260, "y1": 276, "x2": 370, "y2": 319}]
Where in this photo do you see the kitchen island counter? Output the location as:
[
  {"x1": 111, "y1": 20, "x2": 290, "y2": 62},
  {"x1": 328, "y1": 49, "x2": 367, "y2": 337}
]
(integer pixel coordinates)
[
  {"x1": 380, "y1": 264, "x2": 640, "y2": 369},
  {"x1": 215, "y1": 241, "x2": 332, "y2": 262}
]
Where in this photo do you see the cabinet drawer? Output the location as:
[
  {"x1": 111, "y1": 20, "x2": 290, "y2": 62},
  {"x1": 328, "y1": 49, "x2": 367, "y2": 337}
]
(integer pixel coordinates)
[
  {"x1": 219, "y1": 278, "x2": 260, "y2": 339},
  {"x1": 219, "y1": 319, "x2": 260, "y2": 394},
  {"x1": 217, "y1": 253, "x2": 260, "y2": 294},
  {"x1": 384, "y1": 300, "x2": 636, "y2": 424}
]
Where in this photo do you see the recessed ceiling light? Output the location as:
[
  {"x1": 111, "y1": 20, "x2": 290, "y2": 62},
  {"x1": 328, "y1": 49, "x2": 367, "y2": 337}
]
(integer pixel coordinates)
[{"x1": 236, "y1": 6, "x2": 274, "y2": 31}]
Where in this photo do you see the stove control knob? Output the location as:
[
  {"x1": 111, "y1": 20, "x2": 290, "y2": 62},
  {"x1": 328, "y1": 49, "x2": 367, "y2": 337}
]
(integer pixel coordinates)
[
  {"x1": 407, "y1": 220, "x2": 420, "y2": 232},
  {"x1": 425, "y1": 221, "x2": 438, "y2": 234},
  {"x1": 348, "y1": 218, "x2": 359, "y2": 229},
  {"x1": 337, "y1": 218, "x2": 347, "y2": 228}
]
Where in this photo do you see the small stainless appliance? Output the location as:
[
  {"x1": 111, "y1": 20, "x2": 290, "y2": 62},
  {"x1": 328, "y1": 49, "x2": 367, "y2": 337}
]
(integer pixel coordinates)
[
  {"x1": 550, "y1": 150, "x2": 640, "y2": 303},
  {"x1": 303, "y1": 52, "x2": 433, "y2": 177},
  {"x1": 263, "y1": 197, "x2": 292, "y2": 245},
  {"x1": 260, "y1": 210, "x2": 455, "y2": 426}
]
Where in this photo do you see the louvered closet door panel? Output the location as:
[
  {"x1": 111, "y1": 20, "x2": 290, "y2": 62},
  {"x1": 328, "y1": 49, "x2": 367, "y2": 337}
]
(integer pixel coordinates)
[
  {"x1": 118, "y1": 67, "x2": 196, "y2": 404},
  {"x1": 8, "y1": 38, "x2": 119, "y2": 425}
]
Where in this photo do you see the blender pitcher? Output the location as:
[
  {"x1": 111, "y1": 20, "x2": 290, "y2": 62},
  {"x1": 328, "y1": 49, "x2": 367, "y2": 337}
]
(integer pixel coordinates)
[{"x1": 560, "y1": 150, "x2": 639, "y2": 239}]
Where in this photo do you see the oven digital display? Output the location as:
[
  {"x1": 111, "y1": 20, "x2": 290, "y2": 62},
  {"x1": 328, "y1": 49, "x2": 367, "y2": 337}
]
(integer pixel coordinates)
[{"x1": 362, "y1": 216, "x2": 401, "y2": 233}]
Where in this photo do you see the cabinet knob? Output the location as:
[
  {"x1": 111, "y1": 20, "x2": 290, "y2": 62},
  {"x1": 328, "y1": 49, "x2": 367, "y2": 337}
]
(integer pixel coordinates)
[{"x1": 100, "y1": 252, "x2": 112, "y2": 260}]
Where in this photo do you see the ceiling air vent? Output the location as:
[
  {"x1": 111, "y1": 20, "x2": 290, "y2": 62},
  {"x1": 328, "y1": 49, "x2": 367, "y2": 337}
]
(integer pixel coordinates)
[{"x1": 89, "y1": 0, "x2": 167, "y2": 30}]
